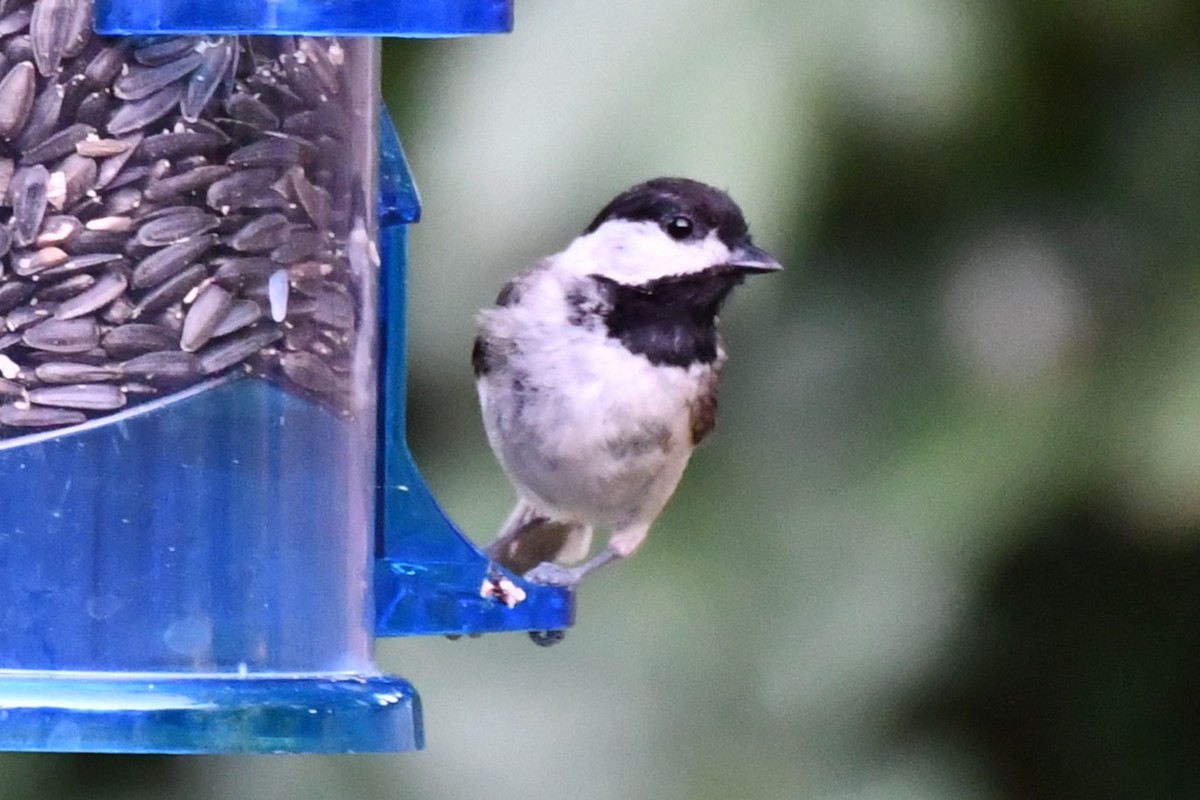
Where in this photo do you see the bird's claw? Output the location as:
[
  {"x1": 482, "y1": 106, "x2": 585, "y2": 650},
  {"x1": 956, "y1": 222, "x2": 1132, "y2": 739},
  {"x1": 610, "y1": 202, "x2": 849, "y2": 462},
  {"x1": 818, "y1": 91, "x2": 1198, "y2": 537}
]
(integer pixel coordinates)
[{"x1": 523, "y1": 561, "x2": 583, "y2": 587}]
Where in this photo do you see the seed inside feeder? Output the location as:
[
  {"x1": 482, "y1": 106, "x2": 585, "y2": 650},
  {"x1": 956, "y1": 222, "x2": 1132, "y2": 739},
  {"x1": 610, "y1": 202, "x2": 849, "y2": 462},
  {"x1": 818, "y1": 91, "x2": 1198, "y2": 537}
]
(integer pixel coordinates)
[{"x1": 0, "y1": 3, "x2": 365, "y2": 436}]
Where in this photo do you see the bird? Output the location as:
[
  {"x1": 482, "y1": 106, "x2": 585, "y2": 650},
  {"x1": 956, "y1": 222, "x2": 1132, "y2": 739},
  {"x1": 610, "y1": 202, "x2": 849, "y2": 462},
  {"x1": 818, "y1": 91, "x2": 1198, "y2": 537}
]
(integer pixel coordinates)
[{"x1": 472, "y1": 177, "x2": 781, "y2": 587}]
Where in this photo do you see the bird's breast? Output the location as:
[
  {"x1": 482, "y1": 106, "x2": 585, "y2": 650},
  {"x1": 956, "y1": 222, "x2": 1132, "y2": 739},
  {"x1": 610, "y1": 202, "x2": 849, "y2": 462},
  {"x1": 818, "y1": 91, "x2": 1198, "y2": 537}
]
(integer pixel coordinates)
[{"x1": 479, "y1": 328, "x2": 713, "y2": 524}]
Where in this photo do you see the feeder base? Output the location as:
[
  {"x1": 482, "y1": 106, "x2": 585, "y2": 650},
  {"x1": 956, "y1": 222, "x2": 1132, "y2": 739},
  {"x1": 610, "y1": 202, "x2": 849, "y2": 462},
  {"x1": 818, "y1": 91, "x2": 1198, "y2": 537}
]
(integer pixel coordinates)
[{"x1": 0, "y1": 672, "x2": 421, "y2": 753}]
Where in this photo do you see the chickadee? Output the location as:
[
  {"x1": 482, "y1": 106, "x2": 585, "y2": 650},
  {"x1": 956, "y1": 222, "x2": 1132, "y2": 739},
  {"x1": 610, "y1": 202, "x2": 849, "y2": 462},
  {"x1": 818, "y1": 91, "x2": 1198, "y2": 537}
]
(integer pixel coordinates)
[{"x1": 473, "y1": 177, "x2": 780, "y2": 587}]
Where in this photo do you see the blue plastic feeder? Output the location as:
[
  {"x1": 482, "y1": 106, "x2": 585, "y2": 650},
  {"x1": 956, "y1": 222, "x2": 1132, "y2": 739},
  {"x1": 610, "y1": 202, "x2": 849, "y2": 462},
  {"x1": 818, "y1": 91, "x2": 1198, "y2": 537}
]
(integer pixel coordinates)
[{"x1": 0, "y1": 0, "x2": 571, "y2": 753}]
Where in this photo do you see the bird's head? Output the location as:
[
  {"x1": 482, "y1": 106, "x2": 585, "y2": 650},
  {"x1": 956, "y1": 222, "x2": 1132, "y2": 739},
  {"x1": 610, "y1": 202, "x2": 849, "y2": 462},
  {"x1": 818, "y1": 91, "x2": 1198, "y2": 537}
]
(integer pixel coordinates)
[{"x1": 559, "y1": 177, "x2": 781, "y2": 289}]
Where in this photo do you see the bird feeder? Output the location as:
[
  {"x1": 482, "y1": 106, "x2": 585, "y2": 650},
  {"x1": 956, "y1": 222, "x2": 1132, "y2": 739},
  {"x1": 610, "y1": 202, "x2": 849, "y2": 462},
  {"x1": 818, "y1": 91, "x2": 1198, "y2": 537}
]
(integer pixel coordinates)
[{"x1": 0, "y1": 0, "x2": 572, "y2": 754}]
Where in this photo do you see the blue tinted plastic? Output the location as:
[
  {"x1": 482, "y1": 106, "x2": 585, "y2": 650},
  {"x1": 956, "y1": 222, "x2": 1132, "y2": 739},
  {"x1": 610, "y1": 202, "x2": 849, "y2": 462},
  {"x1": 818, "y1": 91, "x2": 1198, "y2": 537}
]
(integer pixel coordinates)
[
  {"x1": 374, "y1": 117, "x2": 575, "y2": 637},
  {"x1": 0, "y1": 377, "x2": 422, "y2": 753},
  {"x1": 0, "y1": 676, "x2": 420, "y2": 753},
  {"x1": 95, "y1": 0, "x2": 513, "y2": 36},
  {"x1": 0, "y1": 31, "x2": 414, "y2": 752},
  {"x1": 0, "y1": 379, "x2": 374, "y2": 674}
]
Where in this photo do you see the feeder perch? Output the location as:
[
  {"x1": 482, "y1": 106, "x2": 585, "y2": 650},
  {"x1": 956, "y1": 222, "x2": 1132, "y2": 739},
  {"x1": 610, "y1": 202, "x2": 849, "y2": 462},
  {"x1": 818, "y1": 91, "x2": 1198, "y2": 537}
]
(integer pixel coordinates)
[{"x1": 0, "y1": 0, "x2": 572, "y2": 754}]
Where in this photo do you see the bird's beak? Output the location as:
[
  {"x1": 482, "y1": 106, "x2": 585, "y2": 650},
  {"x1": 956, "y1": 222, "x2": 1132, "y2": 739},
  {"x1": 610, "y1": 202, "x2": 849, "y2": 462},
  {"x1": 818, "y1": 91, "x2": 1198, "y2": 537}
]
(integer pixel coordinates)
[{"x1": 726, "y1": 242, "x2": 782, "y2": 274}]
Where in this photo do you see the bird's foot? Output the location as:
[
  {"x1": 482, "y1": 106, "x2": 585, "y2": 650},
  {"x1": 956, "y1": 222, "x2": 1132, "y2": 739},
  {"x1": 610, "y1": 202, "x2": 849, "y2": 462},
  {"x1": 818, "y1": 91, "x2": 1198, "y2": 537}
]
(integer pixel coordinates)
[{"x1": 523, "y1": 561, "x2": 585, "y2": 587}]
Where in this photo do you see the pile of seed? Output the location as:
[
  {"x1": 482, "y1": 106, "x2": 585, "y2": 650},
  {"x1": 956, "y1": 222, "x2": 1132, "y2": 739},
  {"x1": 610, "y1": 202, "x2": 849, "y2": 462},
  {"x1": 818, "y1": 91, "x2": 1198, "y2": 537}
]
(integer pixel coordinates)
[{"x1": 0, "y1": 0, "x2": 363, "y2": 436}]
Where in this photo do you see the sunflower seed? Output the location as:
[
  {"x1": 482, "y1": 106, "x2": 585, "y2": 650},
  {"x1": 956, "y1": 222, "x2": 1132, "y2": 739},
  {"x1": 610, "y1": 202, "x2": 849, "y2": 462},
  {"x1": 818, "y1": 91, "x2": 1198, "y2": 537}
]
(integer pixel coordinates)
[
  {"x1": 228, "y1": 212, "x2": 289, "y2": 252},
  {"x1": 132, "y1": 36, "x2": 198, "y2": 67},
  {"x1": 62, "y1": 1, "x2": 90, "y2": 57},
  {"x1": 211, "y1": 255, "x2": 274, "y2": 288},
  {"x1": 153, "y1": 303, "x2": 183, "y2": 334},
  {"x1": 210, "y1": 298, "x2": 261, "y2": 337},
  {"x1": 75, "y1": 136, "x2": 130, "y2": 158},
  {"x1": 134, "y1": 128, "x2": 223, "y2": 162},
  {"x1": 36, "y1": 348, "x2": 103, "y2": 368},
  {"x1": 296, "y1": 38, "x2": 341, "y2": 97},
  {"x1": 10, "y1": 163, "x2": 48, "y2": 246},
  {"x1": 93, "y1": 132, "x2": 141, "y2": 190},
  {"x1": 73, "y1": 90, "x2": 109, "y2": 128},
  {"x1": 182, "y1": 38, "x2": 233, "y2": 122},
  {"x1": 120, "y1": 349, "x2": 199, "y2": 380},
  {"x1": 131, "y1": 232, "x2": 216, "y2": 288},
  {"x1": 0, "y1": 281, "x2": 34, "y2": 314},
  {"x1": 12, "y1": 246, "x2": 66, "y2": 275},
  {"x1": 285, "y1": 166, "x2": 332, "y2": 228},
  {"x1": 64, "y1": 228, "x2": 127, "y2": 254},
  {"x1": 205, "y1": 167, "x2": 277, "y2": 211},
  {"x1": 114, "y1": 51, "x2": 202, "y2": 101},
  {"x1": 107, "y1": 82, "x2": 183, "y2": 136},
  {"x1": 30, "y1": 0, "x2": 83, "y2": 76},
  {"x1": 0, "y1": 376, "x2": 20, "y2": 396},
  {"x1": 309, "y1": 286, "x2": 355, "y2": 330},
  {"x1": 15, "y1": 79, "x2": 63, "y2": 150},
  {"x1": 131, "y1": 262, "x2": 205, "y2": 315},
  {"x1": 281, "y1": 108, "x2": 339, "y2": 139},
  {"x1": 36, "y1": 272, "x2": 92, "y2": 300},
  {"x1": 98, "y1": 293, "x2": 133, "y2": 324},
  {"x1": 226, "y1": 136, "x2": 301, "y2": 169},
  {"x1": 36, "y1": 251, "x2": 123, "y2": 279},
  {"x1": 0, "y1": 60, "x2": 35, "y2": 139},
  {"x1": 197, "y1": 324, "x2": 282, "y2": 374},
  {"x1": 179, "y1": 283, "x2": 231, "y2": 352},
  {"x1": 54, "y1": 269, "x2": 126, "y2": 319},
  {"x1": 22, "y1": 316, "x2": 98, "y2": 352},
  {"x1": 244, "y1": 73, "x2": 304, "y2": 113},
  {"x1": 3, "y1": 33, "x2": 32, "y2": 65},
  {"x1": 0, "y1": 403, "x2": 86, "y2": 427},
  {"x1": 82, "y1": 42, "x2": 128, "y2": 88},
  {"x1": 29, "y1": 383, "x2": 124, "y2": 410},
  {"x1": 35, "y1": 361, "x2": 118, "y2": 383},
  {"x1": 35, "y1": 214, "x2": 82, "y2": 247},
  {"x1": 224, "y1": 92, "x2": 279, "y2": 130},
  {"x1": 280, "y1": 350, "x2": 338, "y2": 394},
  {"x1": 269, "y1": 228, "x2": 322, "y2": 265},
  {"x1": 48, "y1": 153, "x2": 95, "y2": 209},
  {"x1": 20, "y1": 121, "x2": 93, "y2": 165},
  {"x1": 0, "y1": 6, "x2": 30, "y2": 36},
  {"x1": 101, "y1": 322, "x2": 175, "y2": 358},
  {"x1": 135, "y1": 207, "x2": 219, "y2": 247},
  {"x1": 6, "y1": 302, "x2": 52, "y2": 330},
  {"x1": 143, "y1": 165, "x2": 231, "y2": 202},
  {"x1": 59, "y1": 71, "x2": 89, "y2": 119},
  {"x1": 85, "y1": 215, "x2": 133, "y2": 232},
  {"x1": 281, "y1": 58, "x2": 327, "y2": 107}
]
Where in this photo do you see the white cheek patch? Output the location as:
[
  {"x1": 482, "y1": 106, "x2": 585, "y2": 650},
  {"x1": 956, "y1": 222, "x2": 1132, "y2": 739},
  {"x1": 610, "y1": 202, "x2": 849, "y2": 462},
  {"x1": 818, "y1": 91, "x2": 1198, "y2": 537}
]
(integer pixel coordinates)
[{"x1": 557, "y1": 220, "x2": 731, "y2": 284}]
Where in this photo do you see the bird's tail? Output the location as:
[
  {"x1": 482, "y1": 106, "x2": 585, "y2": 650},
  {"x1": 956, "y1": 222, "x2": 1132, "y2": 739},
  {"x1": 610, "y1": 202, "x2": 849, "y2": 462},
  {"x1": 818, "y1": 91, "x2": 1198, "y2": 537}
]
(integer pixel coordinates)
[{"x1": 485, "y1": 499, "x2": 593, "y2": 576}]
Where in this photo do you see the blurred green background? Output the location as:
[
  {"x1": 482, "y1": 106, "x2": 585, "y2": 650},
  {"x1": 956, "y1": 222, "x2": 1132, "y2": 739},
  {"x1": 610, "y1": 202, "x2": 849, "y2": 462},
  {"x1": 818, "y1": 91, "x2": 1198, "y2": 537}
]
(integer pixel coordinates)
[{"x1": 6, "y1": 0, "x2": 1200, "y2": 797}]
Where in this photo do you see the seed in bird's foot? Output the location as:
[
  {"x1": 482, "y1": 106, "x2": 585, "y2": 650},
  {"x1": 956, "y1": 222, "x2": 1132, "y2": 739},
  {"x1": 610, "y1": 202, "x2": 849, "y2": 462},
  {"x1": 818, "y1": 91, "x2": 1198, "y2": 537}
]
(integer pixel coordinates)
[{"x1": 479, "y1": 572, "x2": 526, "y2": 608}]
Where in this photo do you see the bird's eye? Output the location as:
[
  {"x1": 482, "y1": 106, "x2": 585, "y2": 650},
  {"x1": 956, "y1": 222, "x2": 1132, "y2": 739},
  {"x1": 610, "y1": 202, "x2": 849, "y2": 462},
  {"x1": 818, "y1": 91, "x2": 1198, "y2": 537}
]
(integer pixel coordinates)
[{"x1": 665, "y1": 216, "x2": 694, "y2": 240}]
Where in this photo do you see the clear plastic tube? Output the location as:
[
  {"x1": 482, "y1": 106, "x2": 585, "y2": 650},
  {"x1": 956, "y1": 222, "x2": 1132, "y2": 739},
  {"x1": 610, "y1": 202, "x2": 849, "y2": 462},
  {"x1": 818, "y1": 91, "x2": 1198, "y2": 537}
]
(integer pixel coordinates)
[{"x1": 0, "y1": 11, "x2": 380, "y2": 676}]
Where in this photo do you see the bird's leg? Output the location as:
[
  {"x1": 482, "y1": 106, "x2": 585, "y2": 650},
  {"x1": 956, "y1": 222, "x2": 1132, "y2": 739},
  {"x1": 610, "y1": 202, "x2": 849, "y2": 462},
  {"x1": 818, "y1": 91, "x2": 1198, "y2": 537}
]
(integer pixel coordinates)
[{"x1": 523, "y1": 522, "x2": 651, "y2": 587}]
